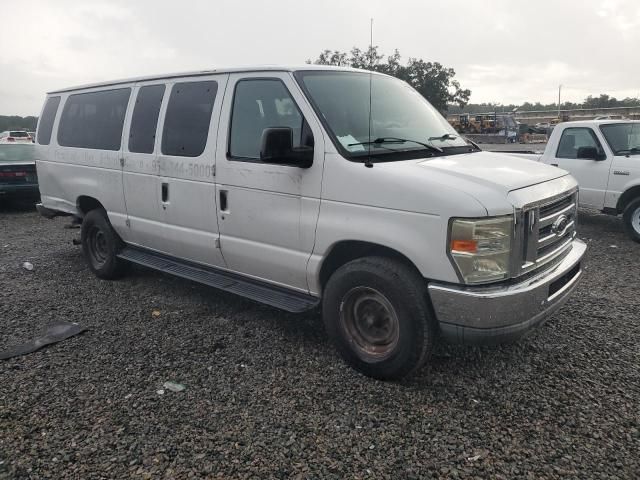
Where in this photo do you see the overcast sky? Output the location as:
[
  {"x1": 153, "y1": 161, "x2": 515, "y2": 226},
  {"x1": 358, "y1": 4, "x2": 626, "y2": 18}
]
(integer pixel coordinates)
[{"x1": 1, "y1": 0, "x2": 639, "y2": 116}]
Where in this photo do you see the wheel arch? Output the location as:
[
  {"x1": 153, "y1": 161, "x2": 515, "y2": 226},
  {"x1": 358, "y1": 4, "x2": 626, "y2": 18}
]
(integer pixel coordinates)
[
  {"x1": 76, "y1": 195, "x2": 105, "y2": 216},
  {"x1": 616, "y1": 185, "x2": 640, "y2": 213},
  {"x1": 318, "y1": 240, "x2": 423, "y2": 292}
]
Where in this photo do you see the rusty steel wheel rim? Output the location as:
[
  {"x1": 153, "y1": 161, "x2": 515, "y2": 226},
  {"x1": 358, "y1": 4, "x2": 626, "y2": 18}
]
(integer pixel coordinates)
[
  {"x1": 339, "y1": 287, "x2": 399, "y2": 362},
  {"x1": 88, "y1": 226, "x2": 108, "y2": 268}
]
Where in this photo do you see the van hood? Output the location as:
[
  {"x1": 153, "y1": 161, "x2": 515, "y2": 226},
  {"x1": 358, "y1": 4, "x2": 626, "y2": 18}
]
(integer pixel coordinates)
[
  {"x1": 322, "y1": 150, "x2": 573, "y2": 219},
  {"x1": 416, "y1": 151, "x2": 566, "y2": 194}
]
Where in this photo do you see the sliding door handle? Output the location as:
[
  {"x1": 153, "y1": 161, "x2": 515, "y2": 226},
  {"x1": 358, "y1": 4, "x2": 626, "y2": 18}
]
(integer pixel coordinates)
[
  {"x1": 219, "y1": 190, "x2": 228, "y2": 212},
  {"x1": 161, "y1": 182, "x2": 169, "y2": 203}
]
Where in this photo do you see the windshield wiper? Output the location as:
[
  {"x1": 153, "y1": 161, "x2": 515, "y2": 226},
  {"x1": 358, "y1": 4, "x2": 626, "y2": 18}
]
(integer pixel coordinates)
[
  {"x1": 428, "y1": 133, "x2": 458, "y2": 141},
  {"x1": 428, "y1": 132, "x2": 481, "y2": 151},
  {"x1": 464, "y1": 137, "x2": 482, "y2": 150},
  {"x1": 348, "y1": 137, "x2": 443, "y2": 153},
  {"x1": 616, "y1": 147, "x2": 640, "y2": 155}
]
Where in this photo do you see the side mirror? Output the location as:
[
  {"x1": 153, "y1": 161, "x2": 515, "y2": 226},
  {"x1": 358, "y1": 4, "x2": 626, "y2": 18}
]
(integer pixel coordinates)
[
  {"x1": 260, "y1": 127, "x2": 313, "y2": 168},
  {"x1": 576, "y1": 146, "x2": 606, "y2": 161}
]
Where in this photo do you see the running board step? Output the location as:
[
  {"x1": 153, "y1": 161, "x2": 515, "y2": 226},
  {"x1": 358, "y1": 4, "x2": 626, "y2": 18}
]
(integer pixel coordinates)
[{"x1": 117, "y1": 246, "x2": 319, "y2": 313}]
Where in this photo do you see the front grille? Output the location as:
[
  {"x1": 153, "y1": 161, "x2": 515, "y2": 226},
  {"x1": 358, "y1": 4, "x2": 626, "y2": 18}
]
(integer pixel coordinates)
[
  {"x1": 539, "y1": 195, "x2": 573, "y2": 218},
  {"x1": 516, "y1": 190, "x2": 577, "y2": 276}
]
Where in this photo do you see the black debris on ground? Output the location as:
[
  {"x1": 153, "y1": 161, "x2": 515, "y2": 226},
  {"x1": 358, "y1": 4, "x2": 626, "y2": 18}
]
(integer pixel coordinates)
[
  {"x1": 1, "y1": 206, "x2": 638, "y2": 479},
  {"x1": 0, "y1": 322, "x2": 87, "y2": 361}
]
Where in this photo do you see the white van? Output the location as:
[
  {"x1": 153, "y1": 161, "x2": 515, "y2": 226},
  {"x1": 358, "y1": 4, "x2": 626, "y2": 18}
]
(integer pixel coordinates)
[{"x1": 35, "y1": 66, "x2": 586, "y2": 379}]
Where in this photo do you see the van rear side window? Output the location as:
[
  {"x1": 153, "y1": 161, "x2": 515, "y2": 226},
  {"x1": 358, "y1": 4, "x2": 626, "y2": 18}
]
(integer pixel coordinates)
[
  {"x1": 58, "y1": 88, "x2": 131, "y2": 151},
  {"x1": 161, "y1": 81, "x2": 218, "y2": 157},
  {"x1": 129, "y1": 84, "x2": 165, "y2": 154},
  {"x1": 37, "y1": 96, "x2": 61, "y2": 145}
]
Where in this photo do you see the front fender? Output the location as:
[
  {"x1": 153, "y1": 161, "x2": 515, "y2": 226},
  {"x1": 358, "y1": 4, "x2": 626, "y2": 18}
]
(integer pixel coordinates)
[{"x1": 306, "y1": 200, "x2": 461, "y2": 296}]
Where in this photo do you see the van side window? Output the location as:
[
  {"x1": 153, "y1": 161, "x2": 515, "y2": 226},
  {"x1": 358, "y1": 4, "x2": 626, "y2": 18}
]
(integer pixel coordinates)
[
  {"x1": 161, "y1": 81, "x2": 218, "y2": 157},
  {"x1": 37, "y1": 96, "x2": 61, "y2": 145},
  {"x1": 556, "y1": 127, "x2": 604, "y2": 159},
  {"x1": 129, "y1": 84, "x2": 165, "y2": 154},
  {"x1": 229, "y1": 79, "x2": 311, "y2": 160},
  {"x1": 57, "y1": 88, "x2": 131, "y2": 151}
]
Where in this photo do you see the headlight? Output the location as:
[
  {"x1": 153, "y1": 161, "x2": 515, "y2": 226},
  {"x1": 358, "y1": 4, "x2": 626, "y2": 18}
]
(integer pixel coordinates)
[{"x1": 448, "y1": 216, "x2": 513, "y2": 284}]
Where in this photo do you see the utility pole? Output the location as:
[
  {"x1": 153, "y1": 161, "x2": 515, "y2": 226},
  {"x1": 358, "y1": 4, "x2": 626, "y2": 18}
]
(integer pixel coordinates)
[
  {"x1": 369, "y1": 18, "x2": 373, "y2": 67},
  {"x1": 558, "y1": 84, "x2": 562, "y2": 119}
]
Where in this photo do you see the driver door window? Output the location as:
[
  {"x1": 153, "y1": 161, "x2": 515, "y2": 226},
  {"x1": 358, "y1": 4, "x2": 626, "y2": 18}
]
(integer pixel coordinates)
[
  {"x1": 555, "y1": 127, "x2": 608, "y2": 209},
  {"x1": 228, "y1": 79, "x2": 312, "y2": 161},
  {"x1": 556, "y1": 127, "x2": 604, "y2": 159}
]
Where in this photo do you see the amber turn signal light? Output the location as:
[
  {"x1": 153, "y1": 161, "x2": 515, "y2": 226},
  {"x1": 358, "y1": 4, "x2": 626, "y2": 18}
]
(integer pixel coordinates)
[{"x1": 450, "y1": 239, "x2": 478, "y2": 253}]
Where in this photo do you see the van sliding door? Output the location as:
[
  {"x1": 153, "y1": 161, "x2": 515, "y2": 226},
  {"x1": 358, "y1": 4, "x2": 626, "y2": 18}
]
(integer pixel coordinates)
[
  {"x1": 121, "y1": 83, "x2": 166, "y2": 250},
  {"x1": 154, "y1": 75, "x2": 228, "y2": 268}
]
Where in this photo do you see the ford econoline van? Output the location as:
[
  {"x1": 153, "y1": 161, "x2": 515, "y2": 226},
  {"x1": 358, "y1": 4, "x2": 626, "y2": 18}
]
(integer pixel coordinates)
[{"x1": 35, "y1": 66, "x2": 586, "y2": 379}]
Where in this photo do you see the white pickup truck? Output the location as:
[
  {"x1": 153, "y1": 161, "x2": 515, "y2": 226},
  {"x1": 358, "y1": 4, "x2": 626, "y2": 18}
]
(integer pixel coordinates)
[
  {"x1": 520, "y1": 120, "x2": 640, "y2": 241},
  {"x1": 35, "y1": 66, "x2": 586, "y2": 379}
]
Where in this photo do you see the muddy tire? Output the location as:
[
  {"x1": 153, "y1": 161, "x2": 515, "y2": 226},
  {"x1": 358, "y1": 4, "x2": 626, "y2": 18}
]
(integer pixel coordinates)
[
  {"x1": 81, "y1": 208, "x2": 129, "y2": 279},
  {"x1": 322, "y1": 256, "x2": 435, "y2": 380}
]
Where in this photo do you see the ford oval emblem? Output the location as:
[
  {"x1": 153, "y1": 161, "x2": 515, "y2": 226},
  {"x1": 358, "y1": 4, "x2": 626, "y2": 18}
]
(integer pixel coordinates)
[{"x1": 551, "y1": 215, "x2": 569, "y2": 237}]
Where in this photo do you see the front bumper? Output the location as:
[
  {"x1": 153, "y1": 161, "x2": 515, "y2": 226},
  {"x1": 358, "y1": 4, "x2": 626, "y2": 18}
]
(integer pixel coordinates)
[{"x1": 428, "y1": 238, "x2": 586, "y2": 345}]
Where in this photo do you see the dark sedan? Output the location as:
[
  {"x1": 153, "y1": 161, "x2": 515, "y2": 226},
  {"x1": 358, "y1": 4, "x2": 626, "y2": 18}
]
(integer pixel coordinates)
[{"x1": 0, "y1": 143, "x2": 39, "y2": 202}]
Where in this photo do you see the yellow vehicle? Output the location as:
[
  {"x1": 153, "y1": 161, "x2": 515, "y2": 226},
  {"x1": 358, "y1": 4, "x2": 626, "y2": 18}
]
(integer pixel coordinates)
[
  {"x1": 449, "y1": 113, "x2": 515, "y2": 135},
  {"x1": 449, "y1": 114, "x2": 482, "y2": 134}
]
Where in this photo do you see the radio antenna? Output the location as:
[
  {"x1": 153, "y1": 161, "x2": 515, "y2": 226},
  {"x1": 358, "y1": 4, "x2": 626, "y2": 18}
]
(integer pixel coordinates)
[{"x1": 365, "y1": 18, "x2": 374, "y2": 168}]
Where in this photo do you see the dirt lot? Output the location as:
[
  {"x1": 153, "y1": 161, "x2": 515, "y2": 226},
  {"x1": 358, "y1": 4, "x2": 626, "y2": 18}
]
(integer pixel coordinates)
[{"x1": 1, "y1": 204, "x2": 639, "y2": 479}]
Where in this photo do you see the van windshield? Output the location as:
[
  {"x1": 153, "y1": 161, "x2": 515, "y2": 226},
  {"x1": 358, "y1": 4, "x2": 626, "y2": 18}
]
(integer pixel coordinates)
[
  {"x1": 600, "y1": 123, "x2": 640, "y2": 155},
  {"x1": 295, "y1": 70, "x2": 471, "y2": 160}
]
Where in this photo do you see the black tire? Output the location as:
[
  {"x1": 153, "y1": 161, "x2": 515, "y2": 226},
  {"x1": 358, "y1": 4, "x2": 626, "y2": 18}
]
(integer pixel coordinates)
[
  {"x1": 622, "y1": 197, "x2": 640, "y2": 243},
  {"x1": 81, "y1": 208, "x2": 128, "y2": 279},
  {"x1": 322, "y1": 256, "x2": 435, "y2": 380}
]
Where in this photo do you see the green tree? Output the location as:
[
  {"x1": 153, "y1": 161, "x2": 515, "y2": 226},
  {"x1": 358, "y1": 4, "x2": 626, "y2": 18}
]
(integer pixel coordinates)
[
  {"x1": 0, "y1": 115, "x2": 37, "y2": 132},
  {"x1": 308, "y1": 46, "x2": 470, "y2": 112},
  {"x1": 448, "y1": 94, "x2": 640, "y2": 115}
]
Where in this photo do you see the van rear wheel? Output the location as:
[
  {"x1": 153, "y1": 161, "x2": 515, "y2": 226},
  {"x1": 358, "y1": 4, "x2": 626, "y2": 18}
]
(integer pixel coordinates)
[
  {"x1": 622, "y1": 198, "x2": 640, "y2": 243},
  {"x1": 322, "y1": 257, "x2": 435, "y2": 380},
  {"x1": 81, "y1": 208, "x2": 128, "y2": 279}
]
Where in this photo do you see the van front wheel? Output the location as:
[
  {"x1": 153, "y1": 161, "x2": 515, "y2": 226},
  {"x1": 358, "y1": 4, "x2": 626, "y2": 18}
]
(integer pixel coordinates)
[
  {"x1": 322, "y1": 257, "x2": 435, "y2": 380},
  {"x1": 81, "y1": 208, "x2": 128, "y2": 279}
]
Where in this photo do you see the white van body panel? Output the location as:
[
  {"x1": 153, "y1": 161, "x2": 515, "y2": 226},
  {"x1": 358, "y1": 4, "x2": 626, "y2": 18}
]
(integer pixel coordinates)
[
  {"x1": 214, "y1": 72, "x2": 325, "y2": 291},
  {"x1": 121, "y1": 81, "x2": 166, "y2": 249},
  {"x1": 34, "y1": 66, "x2": 589, "y2": 354},
  {"x1": 154, "y1": 74, "x2": 228, "y2": 268},
  {"x1": 36, "y1": 84, "x2": 135, "y2": 235},
  {"x1": 36, "y1": 66, "x2": 584, "y2": 300},
  {"x1": 306, "y1": 150, "x2": 571, "y2": 294}
]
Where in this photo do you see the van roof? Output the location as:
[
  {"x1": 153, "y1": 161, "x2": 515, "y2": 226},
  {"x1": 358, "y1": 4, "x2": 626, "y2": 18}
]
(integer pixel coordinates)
[{"x1": 47, "y1": 65, "x2": 377, "y2": 94}]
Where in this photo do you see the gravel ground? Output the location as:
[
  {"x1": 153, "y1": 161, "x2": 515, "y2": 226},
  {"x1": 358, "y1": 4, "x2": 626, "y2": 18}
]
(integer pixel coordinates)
[{"x1": 1, "y1": 203, "x2": 639, "y2": 479}]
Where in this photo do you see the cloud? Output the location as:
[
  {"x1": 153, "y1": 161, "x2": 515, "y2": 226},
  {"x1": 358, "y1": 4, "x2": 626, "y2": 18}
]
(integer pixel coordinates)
[
  {"x1": 1, "y1": 0, "x2": 638, "y2": 115},
  {"x1": 597, "y1": 0, "x2": 640, "y2": 34},
  {"x1": 460, "y1": 59, "x2": 640, "y2": 105},
  {"x1": 460, "y1": 62, "x2": 586, "y2": 104}
]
